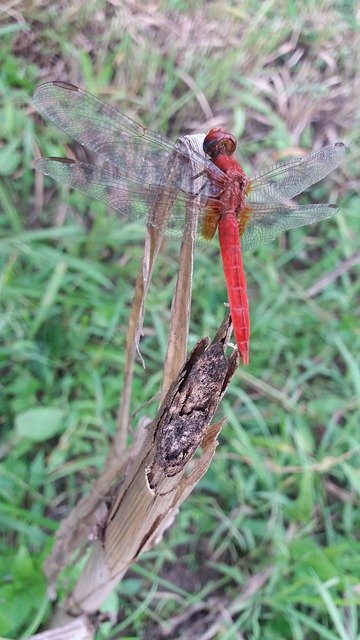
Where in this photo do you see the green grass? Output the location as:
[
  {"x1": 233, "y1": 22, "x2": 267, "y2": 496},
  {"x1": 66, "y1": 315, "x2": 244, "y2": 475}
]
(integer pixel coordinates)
[{"x1": 1, "y1": 1, "x2": 360, "y2": 638}]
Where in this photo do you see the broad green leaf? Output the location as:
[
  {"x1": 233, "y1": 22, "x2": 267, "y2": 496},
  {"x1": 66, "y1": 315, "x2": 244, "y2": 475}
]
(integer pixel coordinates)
[{"x1": 15, "y1": 408, "x2": 65, "y2": 442}]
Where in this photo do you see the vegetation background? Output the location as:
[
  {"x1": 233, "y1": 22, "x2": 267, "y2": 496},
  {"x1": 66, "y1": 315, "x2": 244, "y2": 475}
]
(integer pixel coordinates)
[{"x1": 1, "y1": 1, "x2": 359, "y2": 638}]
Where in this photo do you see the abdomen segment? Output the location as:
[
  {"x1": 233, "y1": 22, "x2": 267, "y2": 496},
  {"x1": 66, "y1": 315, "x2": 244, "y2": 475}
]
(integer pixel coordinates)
[{"x1": 218, "y1": 214, "x2": 250, "y2": 365}]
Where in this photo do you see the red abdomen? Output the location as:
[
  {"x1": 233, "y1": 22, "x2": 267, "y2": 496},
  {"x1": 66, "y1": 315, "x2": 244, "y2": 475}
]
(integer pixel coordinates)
[
  {"x1": 218, "y1": 213, "x2": 250, "y2": 365},
  {"x1": 204, "y1": 146, "x2": 250, "y2": 364}
]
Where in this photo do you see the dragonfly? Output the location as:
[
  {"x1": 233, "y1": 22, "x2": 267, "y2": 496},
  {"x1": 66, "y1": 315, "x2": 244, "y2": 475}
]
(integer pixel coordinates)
[{"x1": 33, "y1": 81, "x2": 345, "y2": 365}]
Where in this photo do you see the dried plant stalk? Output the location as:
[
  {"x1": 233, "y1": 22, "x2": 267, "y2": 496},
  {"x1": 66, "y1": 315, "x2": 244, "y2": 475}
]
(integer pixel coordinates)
[
  {"x1": 35, "y1": 324, "x2": 237, "y2": 638},
  {"x1": 161, "y1": 134, "x2": 205, "y2": 397},
  {"x1": 114, "y1": 148, "x2": 181, "y2": 453},
  {"x1": 43, "y1": 134, "x2": 207, "y2": 590},
  {"x1": 29, "y1": 617, "x2": 93, "y2": 640},
  {"x1": 69, "y1": 327, "x2": 237, "y2": 614},
  {"x1": 34, "y1": 134, "x2": 239, "y2": 637}
]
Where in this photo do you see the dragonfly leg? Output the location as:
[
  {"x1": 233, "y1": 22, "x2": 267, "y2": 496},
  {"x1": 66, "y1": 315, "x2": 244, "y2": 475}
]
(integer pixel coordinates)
[
  {"x1": 191, "y1": 176, "x2": 227, "y2": 200},
  {"x1": 192, "y1": 180, "x2": 208, "y2": 197},
  {"x1": 192, "y1": 169, "x2": 208, "y2": 180}
]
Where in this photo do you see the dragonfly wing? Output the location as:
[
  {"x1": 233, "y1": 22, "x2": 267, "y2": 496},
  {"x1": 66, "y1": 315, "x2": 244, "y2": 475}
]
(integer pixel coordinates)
[
  {"x1": 33, "y1": 82, "x2": 222, "y2": 197},
  {"x1": 241, "y1": 203, "x2": 338, "y2": 251},
  {"x1": 248, "y1": 143, "x2": 345, "y2": 203},
  {"x1": 35, "y1": 157, "x2": 206, "y2": 239}
]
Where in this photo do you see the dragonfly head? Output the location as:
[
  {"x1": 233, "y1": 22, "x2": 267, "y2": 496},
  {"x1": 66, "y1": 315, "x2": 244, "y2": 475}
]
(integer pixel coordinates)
[{"x1": 203, "y1": 127, "x2": 237, "y2": 158}]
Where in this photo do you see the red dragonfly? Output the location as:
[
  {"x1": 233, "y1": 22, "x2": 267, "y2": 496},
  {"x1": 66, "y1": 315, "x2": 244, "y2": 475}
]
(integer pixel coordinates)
[{"x1": 33, "y1": 81, "x2": 345, "y2": 364}]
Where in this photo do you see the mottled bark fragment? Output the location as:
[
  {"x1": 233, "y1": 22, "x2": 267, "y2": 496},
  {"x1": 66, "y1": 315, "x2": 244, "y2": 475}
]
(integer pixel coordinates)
[{"x1": 155, "y1": 343, "x2": 229, "y2": 477}]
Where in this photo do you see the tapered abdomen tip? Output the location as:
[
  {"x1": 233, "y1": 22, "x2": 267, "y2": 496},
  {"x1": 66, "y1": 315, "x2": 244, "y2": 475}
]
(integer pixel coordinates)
[{"x1": 239, "y1": 344, "x2": 249, "y2": 365}]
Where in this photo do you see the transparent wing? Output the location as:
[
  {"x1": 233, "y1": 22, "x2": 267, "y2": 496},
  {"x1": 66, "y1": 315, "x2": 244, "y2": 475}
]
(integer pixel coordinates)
[
  {"x1": 248, "y1": 143, "x2": 345, "y2": 203},
  {"x1": 34, "y1": 157, "x2": 208, "y2": 240},
  {"x1": 34, "y1": 82, "x2": 344, "y2": 251},
  {"x1": 241, "y1": 203, "x2": 338, "y2": 251},
  {"x1": 35, "y1": 158, "x2": 340, "y2": 248},
  {"x1": 33, "y1": 81, "x2": 223, "y2": 198}
]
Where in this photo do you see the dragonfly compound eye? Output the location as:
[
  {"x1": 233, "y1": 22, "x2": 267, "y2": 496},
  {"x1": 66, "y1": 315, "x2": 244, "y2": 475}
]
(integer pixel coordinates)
[{"x1": 203, "y1": 128, "x2": 237, "y2": 157}]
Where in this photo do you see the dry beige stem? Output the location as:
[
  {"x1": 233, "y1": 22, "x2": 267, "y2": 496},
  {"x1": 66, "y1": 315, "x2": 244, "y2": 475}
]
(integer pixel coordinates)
[
  {"x1": 161, "y1": 134, "x2": 205, "y2": 397},
  {"x1": 115, "y1": 133, "x2": 206, "y2": 449},
  {"x1": 43, "y1": 418, "x2": 149, "y2": 588},
  {"x1": 68, "y1": 329, "x2": 237, "y2": 613},
  {"x1": 36, "y1": 133, "x2": 239, "y2": 637},
  {"x1": 28, "y1": 617, "x2": 93, "y2": 640},
  {"x1": 114, "y1": 149, "x2": 180, "y2": 454},
  {"x1": 43, "y1": 133, "x2": 208, "y2": 590},
  {"x1": 40, "y1": 328, "x2": 237, "y2": 635}
]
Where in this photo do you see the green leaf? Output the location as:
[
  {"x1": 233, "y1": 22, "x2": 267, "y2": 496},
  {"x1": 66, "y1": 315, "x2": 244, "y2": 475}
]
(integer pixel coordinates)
[
  {"x1": 15, "y1": 408, "x2": 65, "y2": 441},
  {"x1": 290, "y1": 539, "x2": 339, "y2": 583},
  {"x1": 286, "y1": 468, "x2": 314, "y2": 521},
  {"x1": 0, "y1": 138, "x2": 21, "y2": 175},
  {"x1": 13, "y1": 546, "x2": 35, "y2": 580}
]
